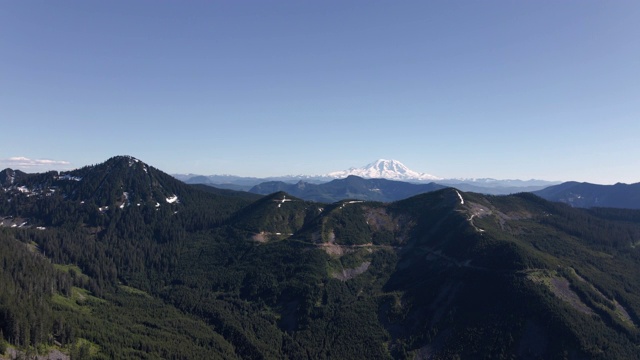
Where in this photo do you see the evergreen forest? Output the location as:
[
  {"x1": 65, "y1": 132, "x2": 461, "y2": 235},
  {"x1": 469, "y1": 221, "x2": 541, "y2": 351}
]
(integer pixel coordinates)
[{"x1": 1, "y1": 156, "x2": 640, "y2": 359}]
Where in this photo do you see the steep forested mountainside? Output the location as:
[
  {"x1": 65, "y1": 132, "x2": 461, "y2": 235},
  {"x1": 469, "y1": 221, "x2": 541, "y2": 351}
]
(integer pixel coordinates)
[
  {"x1": 2, "y1": 156, "x2": 640, "y2": 359},
  {"x1": 0, "y1": 168, "x2": 28, "y2": 187},
  {"x1": 535, "y1": 181, "x2": 640, "y2": 209},
  {"x1": 249, "y1": 175, "x2": 446, "y2": 203}
]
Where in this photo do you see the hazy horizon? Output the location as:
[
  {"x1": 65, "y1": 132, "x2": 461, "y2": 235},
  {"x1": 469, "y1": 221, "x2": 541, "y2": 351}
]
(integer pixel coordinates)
[{"x1": 0, "y1": 155, "x2": 606, "y2": 185}]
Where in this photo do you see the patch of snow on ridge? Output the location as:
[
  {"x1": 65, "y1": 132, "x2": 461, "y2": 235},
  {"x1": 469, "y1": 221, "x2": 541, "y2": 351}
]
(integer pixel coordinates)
[
  {"x1": 276, "y1": 196, "x2": 292, "y2": 208},
  {"x1": 273, "y1": 196, "x2": 293, "y2": 208},
  {"x1": 120, "y1": 192, "x2": 130, "y2": 209},
  {"x1": 56, "y1": 174, "x2": 82, "y2": 181},
  {"x1": 456, "y1": 191, "x2": 464, "y2": 205},
  {"x1": 166, "y1": 195, "x2": 179, "y2": 204},
  {"x1": 126, "y1": 156, "x2": 141, "y2": 167}
]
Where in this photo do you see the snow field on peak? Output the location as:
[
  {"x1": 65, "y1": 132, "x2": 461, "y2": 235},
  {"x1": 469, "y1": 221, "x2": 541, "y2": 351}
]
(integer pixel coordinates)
[{"x1": 326, "y1": 159, "x2": 441, "y2": 181}]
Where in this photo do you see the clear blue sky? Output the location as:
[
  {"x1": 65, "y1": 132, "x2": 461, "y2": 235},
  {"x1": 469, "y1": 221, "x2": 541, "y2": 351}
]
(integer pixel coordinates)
[{"x1": 2, "y1": 1, "x2": 639, "y2": 184}]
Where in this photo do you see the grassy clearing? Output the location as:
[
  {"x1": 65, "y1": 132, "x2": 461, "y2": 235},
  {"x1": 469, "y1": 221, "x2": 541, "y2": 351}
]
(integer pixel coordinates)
[
  {"x1": 63, "y1": 338, "x2": 101, "y2": 358},
  {"x1": 53, "y1": 263, "x2": 83, "y2": 274},
  {"x1": 54, "y1": 263, "x2": 92, "y2": 283},
  {"x1": 119, "y1": 285, "x2": 151, "y2": 298},
  {"x1": 525, "y1": 269, "x2": 555, "y2": 285},
  {"x1": 52, "y1": 294, "x2": 85, "y2": 313},
  {"x1": 52, "y1": 287, "x2": 103, "y2": 313}
]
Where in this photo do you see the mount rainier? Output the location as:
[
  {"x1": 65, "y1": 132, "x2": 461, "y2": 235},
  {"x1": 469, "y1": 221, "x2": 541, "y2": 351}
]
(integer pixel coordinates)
[{"x1": 325, "y1": 159, "x2": 441, "y2": 181}]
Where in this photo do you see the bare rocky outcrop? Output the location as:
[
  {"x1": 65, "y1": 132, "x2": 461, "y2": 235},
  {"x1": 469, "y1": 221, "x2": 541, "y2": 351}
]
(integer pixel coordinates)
[
  {"x1": 332, "y1": 261, "x2": 371, "y2": 281},
  {"x1": 2, "y1": 348, "x2": 69, "y2": 360}
]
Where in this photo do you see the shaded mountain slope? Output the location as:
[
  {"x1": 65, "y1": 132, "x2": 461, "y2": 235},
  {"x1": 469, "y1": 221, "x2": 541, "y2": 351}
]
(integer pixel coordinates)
[
  {"x1": 382, "y1": 190, "x2": 640, "y2": 358},
  {"x1": 0, "y1": 168, "x2": 28, "y2": 187},
  {"x1": 189, "y1": 183, "x2": 263, "y2": 201},
  {"x1": 535, "y1": 181, "x2": 640, "y2": 209}
]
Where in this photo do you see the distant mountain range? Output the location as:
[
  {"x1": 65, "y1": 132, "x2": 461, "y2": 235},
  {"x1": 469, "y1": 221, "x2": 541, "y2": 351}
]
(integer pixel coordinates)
[
  {"x1": 174, "y1": 159, "x2": 560, "y2": 195},
  {"x1": 4, "y1": 157, "x2": 639, "y2": 208},
  {"x1": 217, "y1": 175, "x2": 640, "y2": 207},
  {"x1": 173, "y1": 159, "x2": 640, "y2": 207},
  {"x1": 249, "y1": 175, "x2": 446, "y2": 203}
]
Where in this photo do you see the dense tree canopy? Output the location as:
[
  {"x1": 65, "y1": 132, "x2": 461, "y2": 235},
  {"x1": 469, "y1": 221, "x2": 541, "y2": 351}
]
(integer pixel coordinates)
[{"x1": 2, "y1": 158, "x2": 640, "y2": 359}]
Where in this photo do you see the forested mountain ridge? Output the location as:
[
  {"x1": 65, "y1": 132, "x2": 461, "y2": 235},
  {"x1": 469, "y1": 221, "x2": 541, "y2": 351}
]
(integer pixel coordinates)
[
  {"x1": 0, "y1": 156, "x2": 254, "y2": 230},
  {"x1": 3, "y1": 155, "x2": 187, "y2": 212},
  {"x1": 534, "y1": 181, "x2": 640, "y2": 209},
  {"x1": 2, "y1": 156, "x2": 640, "y2": 359},
  {"x1": 0, "y1": 168, "x2": 27, "y2": 187},
  {"x1": 248, "y1": 175, "x2": 446, "y2": 202}
]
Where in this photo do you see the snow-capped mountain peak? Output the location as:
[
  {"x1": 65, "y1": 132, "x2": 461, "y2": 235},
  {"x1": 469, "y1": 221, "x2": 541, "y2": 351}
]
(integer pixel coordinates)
[{"x1": 326, "y1": 159, "x2": 441, "y2": 181}]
